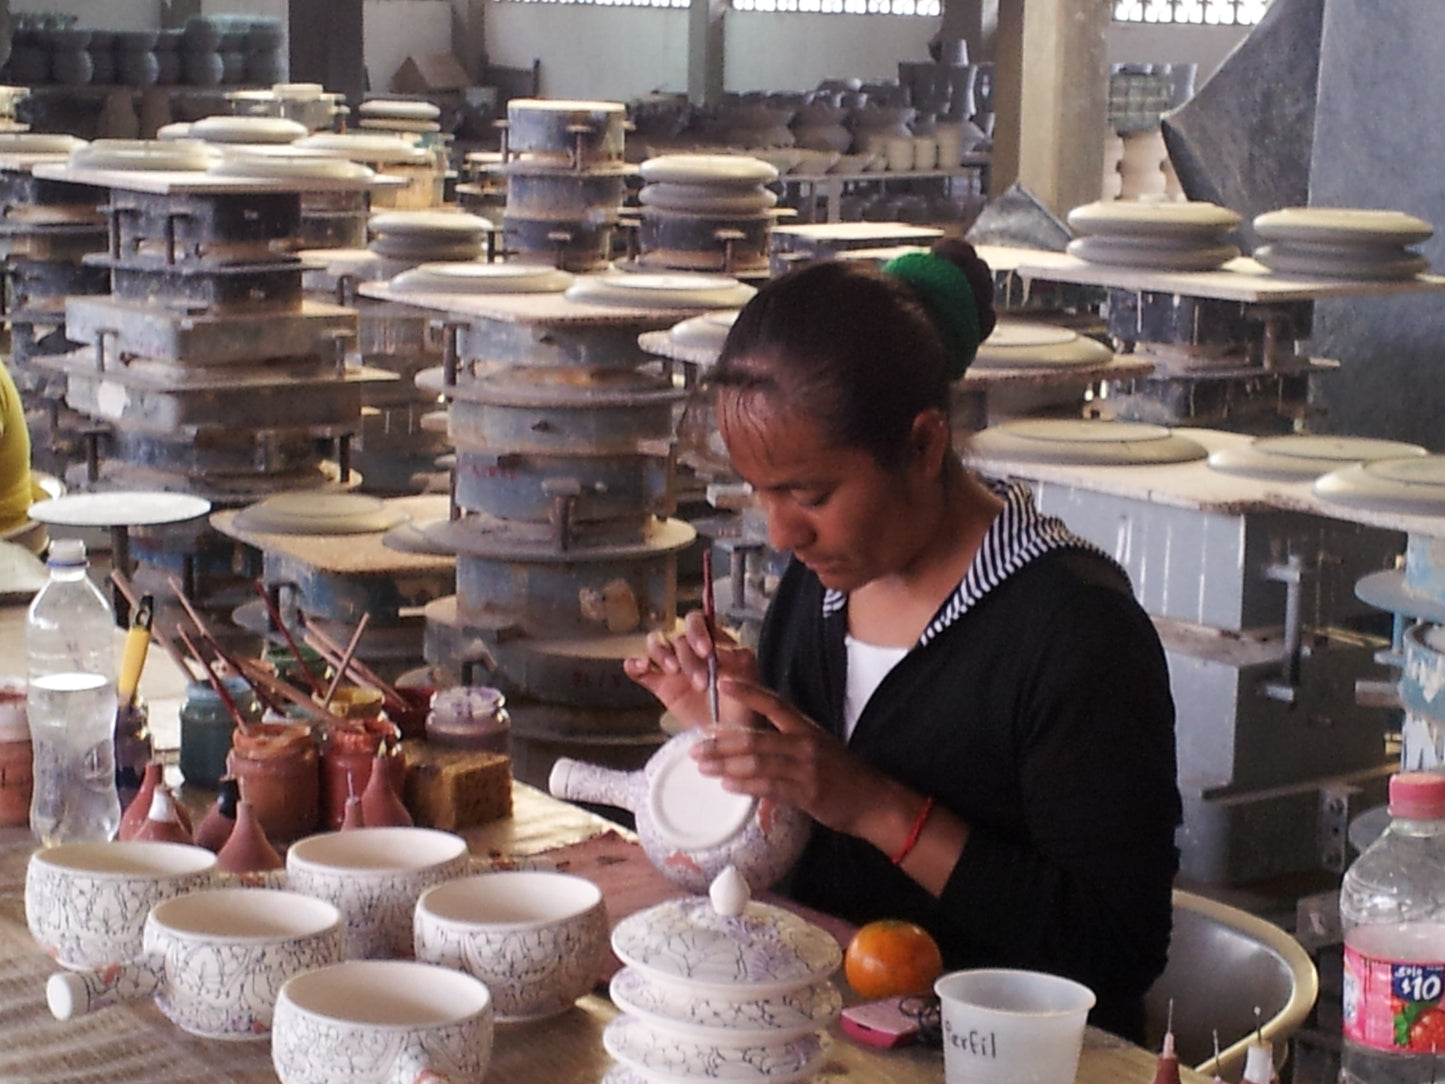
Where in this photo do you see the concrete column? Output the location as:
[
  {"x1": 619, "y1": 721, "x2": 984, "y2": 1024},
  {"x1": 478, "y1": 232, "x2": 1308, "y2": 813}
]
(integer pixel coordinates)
[
  {"x1": 991, "y1": 0, "x2": 1110, "y2": 218},
  {"x1": 688, "y1": 0, "x2": 726, "y2": 106}
]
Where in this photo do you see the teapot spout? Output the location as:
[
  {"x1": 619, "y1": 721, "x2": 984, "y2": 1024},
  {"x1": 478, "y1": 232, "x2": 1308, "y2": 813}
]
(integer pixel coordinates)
[{"x1": 548, "y1": 757, "x2": 639, "y2": 813}]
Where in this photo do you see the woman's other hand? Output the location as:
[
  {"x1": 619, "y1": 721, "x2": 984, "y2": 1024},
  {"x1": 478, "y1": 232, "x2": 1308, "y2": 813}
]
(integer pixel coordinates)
[{"x1": 623, "y1": 610, "x2": 758, "y2": 728}]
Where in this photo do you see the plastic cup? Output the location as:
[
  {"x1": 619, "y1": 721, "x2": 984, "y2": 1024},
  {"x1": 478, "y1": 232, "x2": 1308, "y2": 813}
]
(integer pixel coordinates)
[{"x1": 934, "y1": 969, "x2": 1096, "y2": 1084}]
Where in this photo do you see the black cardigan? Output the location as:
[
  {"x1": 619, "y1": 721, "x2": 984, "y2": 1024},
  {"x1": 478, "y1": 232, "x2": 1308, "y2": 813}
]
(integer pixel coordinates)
[{"x1": 758, "y1": 498, "x2": 1181, "y2": 1040}]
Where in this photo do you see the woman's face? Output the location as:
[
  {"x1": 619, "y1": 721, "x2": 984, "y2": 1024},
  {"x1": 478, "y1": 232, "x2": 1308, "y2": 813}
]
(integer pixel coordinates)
[{"x1": 718, "y1": 389, "x2": 933, "y2": 593}]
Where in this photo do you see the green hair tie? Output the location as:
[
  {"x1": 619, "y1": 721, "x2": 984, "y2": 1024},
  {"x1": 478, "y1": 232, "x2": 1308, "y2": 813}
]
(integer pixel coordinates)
[{"x1": 882, "y1": 250, "x2": 982, "y2": 381}]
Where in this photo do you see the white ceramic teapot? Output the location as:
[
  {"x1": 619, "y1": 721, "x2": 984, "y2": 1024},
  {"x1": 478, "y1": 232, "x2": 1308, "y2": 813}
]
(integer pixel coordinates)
[{"x1": 548, "y1": 728, "x2": 810, "y2": 893}]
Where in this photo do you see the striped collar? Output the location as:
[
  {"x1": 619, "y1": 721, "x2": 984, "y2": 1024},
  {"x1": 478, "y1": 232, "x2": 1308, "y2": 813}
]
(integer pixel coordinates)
[{"x1": 821, "y1": 478, "x2": 1117, "y2": 646}]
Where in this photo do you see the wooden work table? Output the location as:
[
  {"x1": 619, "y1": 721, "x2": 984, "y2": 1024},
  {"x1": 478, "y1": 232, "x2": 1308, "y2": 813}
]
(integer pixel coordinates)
[{"x1": 0, "y1": 597, "x2": 1205, "y2": 1083}]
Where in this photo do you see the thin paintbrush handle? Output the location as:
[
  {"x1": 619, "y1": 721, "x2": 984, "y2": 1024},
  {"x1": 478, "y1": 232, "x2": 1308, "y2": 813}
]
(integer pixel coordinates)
[{"x1": 703, "y1": 550, "x2": 719, "y2": 726}]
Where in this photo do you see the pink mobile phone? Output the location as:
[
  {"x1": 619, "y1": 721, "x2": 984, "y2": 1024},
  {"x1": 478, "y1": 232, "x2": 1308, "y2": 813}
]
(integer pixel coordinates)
[{"x1": 840, "y1": 996, "x2": 922, "y2": 1049}]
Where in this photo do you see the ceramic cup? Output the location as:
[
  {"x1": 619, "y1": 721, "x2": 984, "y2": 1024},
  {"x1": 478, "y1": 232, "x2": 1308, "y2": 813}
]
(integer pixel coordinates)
[
  {"x1": 414, "y1": 870, "x2": 608, "y2": 1021},
  {"x1": 285, "y1": 826, "x2": 470, "y2": 959},
  {"x1": 934, "y1": 969, "x2": 1096, "y2": 1084},
  {"x1": 272, "y1": 960, "x2": 494, "y2": 1084},
  {"x1": 25, "y1": 840, "x2": 218, "y2": 969},
  {"x1": 48, "y1": 887, "x2": 344, "y2": 1039}
]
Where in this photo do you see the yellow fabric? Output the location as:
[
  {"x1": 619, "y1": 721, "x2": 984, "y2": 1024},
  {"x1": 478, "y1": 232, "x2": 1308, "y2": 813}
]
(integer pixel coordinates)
[{"x1": 0, "y1": 360, "x2": 34, "y2": 535}]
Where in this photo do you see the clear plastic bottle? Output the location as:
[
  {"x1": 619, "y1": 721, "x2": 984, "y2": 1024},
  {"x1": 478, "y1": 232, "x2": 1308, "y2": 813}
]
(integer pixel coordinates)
[
  {"x1": 26, "y1": 539, "x2": 121, "y2": 846},
  {"x1": 1340, "y1": 772, "x2": 1445, "y2": 1084}
]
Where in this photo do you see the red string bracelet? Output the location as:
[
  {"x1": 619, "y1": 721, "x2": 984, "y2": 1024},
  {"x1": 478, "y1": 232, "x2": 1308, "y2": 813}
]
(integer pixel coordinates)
[{"x1": 891, "y1": 796, "x2": 935, "y2": 866}]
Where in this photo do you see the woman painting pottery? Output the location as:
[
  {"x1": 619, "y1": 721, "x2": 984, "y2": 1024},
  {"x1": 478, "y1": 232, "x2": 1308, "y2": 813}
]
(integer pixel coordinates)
[{"x1": 625, "y1": 240, "x2": 1181, "y2": 1041}]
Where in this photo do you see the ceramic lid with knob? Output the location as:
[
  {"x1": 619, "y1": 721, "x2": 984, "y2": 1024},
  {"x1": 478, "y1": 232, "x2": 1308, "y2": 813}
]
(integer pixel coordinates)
[
  {"x1": 968, "y1": 418, "x2": 1209, "y2": 466},
  {"x1": 610, "y1": 867, "x2": 843, "y2": 996}
]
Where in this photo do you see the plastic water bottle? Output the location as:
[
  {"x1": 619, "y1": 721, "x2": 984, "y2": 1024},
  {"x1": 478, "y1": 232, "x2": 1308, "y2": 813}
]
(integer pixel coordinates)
[
  {"x1": 1340, "y1": 772, "x2": 1445, "y2": 1084},
  {"x1": 27, "y1": 539, "x2": 121, "y2": 846}
]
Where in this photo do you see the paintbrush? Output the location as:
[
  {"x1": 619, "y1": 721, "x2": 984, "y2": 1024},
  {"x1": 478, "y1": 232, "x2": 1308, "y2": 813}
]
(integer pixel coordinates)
[{"x1": 703, "y1": 549, "x2": 719, "y2": 726}]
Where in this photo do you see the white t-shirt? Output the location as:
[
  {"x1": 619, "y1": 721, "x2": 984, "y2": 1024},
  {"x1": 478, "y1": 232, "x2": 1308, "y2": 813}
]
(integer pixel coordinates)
[{"x1": 843, "y1": 633, "x2": 909, "y2": 741}]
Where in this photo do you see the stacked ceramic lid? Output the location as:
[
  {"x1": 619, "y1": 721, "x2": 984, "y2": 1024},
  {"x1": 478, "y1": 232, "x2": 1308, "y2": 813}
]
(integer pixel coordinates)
[
  {"x1": 1253, "y1": 207, "x2": 1433, "y2": 279},
  {"x1": 632, "y1": 154, "x2": 780, "y2": 276},
  {"x1": 367, "y1": 210, "x2": 493, "y2": 270},
  {"x1": 358, "y1": 98, "x2": 442, "y2": 134},
  {"x1": 603, "y1": 868, "x2": 842, "y2": 1084},
  {"x1": 500, "y1": 98, "x2": 629, "y2": 272},
  {"x1": 970, "y1": 318, "x2": 1113, "y2": 372},
  {"x1": 1066, "y1": 199, "x2": 1242, "y2": 271}
]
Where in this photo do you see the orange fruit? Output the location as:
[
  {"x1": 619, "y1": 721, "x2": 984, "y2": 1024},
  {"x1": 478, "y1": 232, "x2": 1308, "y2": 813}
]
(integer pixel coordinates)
[{"x1": 843, "y1": 918, "x2": 944, "y2": 1000}]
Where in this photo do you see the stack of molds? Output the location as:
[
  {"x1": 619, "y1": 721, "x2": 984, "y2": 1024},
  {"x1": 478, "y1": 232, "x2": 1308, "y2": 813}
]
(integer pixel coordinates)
[
  {"x1": 499, "y1": 99, "x2": 629, "y2": 272},
  {"x1": 630, "y1": 154, "x2": 779, "y2": 277}
]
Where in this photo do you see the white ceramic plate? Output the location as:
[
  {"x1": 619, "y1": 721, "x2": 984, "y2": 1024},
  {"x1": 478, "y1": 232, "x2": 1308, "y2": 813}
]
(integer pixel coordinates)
[
  {"x1": 603, "y1": 1016, "x2": 830, "y2": 1084},
  {"x1": 645, "y1": 733, "x2": 755, "y2": 851},
  {"x1": 1066, "y1": 199, "x2": 1242, "y2": 239},
  {"x1": 1207, "y1": 435, "x2": 1428, "y2": 482},
  {"x1": 565, "y1": 273, "x2": 757, "y2": 310},
  {"x1": 667, "y1": 310, "x2": 740, "y2": 353},
  {"x1": 232, "y1": 493, "x2": 407, "y2": 535},
  {"x1": 210, "y1": 152, "x2": 375, "y2": 181},
  {"x1": 27, "y1": 491, "x2": 211, "y2": 528},
  {"x1": 609, "y1": 968, "x2": 841, "y2": 1043},
  {"x1": 1314, "y1": 456, "x2": 1445, "y2": 515},
  {"x1": 1253, "y1": 206, "x2": 1433, "y2": 247},
  {"x1": 359, "y1": 99, "x2": 441, "y2": 121},
  {"x1": 71, "y1": 138, "x2": 219, "y2": 172},
  {"x1": 390, "y1": 261, "x2": 573, "y2": 295},
  {"x1": 642, "y1": 154, "x2": 779, "y2": 187},
  {"x1": 968, "y1": 418, "x2": 1209, "y2": 466},
  {"x1": 972, "y1": 319, "x2": 1113, "y2": 371}
]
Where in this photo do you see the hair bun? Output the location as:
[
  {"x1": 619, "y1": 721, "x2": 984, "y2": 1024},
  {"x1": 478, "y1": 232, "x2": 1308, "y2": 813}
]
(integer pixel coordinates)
[{"x1": 930, "y1": 237, "x2": 997, "y2": 342}]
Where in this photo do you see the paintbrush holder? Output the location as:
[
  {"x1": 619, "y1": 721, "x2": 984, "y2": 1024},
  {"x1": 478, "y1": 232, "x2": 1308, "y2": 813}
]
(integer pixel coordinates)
[{"x1": 227, "y1": 722, "x2": 319, "y2": 842}]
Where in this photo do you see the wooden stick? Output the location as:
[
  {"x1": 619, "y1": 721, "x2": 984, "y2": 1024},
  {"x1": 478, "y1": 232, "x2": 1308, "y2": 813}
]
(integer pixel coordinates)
[
  {"x1": 176, "y1": 627, "x2": 254, "y2": 736},
  {"x1": 231, "y1": 654, "x2": 353, "y2": 728},
  {"x1": 302, "y1": 620, "x2": 408, "y2": 711},
  {"x1": 109, "y1": 569, "x2": 199, "y2": 681},
  {"x1": 163, "y1": 575, "x2": 288, "y2": 717},
  {"x1": 323, "y1": 612, "x2": 370, "y2": 707},
  {"x1": 253, "y1": 580, "x2": 326, "y2": 698}
]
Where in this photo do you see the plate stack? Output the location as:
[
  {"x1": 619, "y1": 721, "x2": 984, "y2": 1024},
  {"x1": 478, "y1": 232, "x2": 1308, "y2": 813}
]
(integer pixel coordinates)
[
  {"x1": 499, "y1": 98, "x2": 630, "y2": 272},
  {"x1": 1253, "y1": 207, "x2": 1433, "y2": 280},
  {"x1": 630, "y1": 154, "x2": 780, "y2": 277},
  {"x1": 367, "y1": 210, "x2": 493, "y2": 275},
  {"x1": 603, "y1": 869, "x2": 842, "y2": 1084},
  {"x1": 358, "y1": 99, "x2": 442, "y2": 134},
  {"x1": 1065, "y1": 199, "x2": 1242, "y2": 271}
]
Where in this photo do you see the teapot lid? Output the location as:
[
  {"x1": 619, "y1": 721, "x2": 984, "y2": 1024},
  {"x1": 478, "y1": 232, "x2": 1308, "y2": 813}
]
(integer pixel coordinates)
[{"x1": 610, "y1": 867, "x2": 842, "y2": 993}]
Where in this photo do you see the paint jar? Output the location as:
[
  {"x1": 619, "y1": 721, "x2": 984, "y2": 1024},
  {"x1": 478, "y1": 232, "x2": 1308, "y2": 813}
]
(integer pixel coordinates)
[
  {"x1": 179, "y1": 676, "x2": 263, "y2": 789},
  {"x1": 226, "y1": 721, "x2": 319, "y2": 842},
  {"x1": 318, "y1": 687, "x2": 404, "y2": 830},
  {"x1": 0, "y1": 679, "x2": 32, "y2": 827},
  {"x1": 427, "y1": 686, "x2": 511, "y2": 756}
]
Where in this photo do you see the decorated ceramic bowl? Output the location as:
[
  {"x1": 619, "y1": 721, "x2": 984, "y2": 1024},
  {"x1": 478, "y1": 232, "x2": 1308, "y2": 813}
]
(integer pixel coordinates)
[
  {"x1": 603, "y1": 1015, "x2": 830, "y2": 1083},
  {"x1": 609, "y1": 967, "x2": 840, "y2": 1043}
]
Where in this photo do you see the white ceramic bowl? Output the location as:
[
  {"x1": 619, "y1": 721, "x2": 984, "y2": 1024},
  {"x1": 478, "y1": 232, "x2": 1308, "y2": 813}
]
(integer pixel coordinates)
[
  {"x1": 414, "y1": 870, "x2": 608, "y2": 1020},
  {"x1": 48, "y1": 888, "x2": 343, "y2": 1039},
  {"x1": 273, "y1": 960, "x2": 493, "y2": 1084},
  {"x1": 286, "y1": 827, "x2": 470, "y2": 959},
  {"x1": 25, "y1": 841, "x2": 218, "y2": 969}
]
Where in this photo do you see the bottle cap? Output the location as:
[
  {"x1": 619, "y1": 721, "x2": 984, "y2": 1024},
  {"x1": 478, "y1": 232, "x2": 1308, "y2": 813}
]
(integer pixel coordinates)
[
  {"x1": 1389, "y1": 772, "x2": 1445, "y2": 820},
  {"x1": 45, "y1": 538, "x2": 86, "y2": 567}
]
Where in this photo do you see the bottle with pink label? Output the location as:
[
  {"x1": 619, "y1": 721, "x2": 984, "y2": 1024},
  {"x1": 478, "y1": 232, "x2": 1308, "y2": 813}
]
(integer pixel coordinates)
[{"x1": 1341, "y1": 772, "x2": 1445, "y2": 1084}]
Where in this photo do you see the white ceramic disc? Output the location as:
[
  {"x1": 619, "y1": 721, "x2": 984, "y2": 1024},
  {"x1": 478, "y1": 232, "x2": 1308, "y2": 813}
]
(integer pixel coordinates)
[
  {"x1": 188, "y1": 115, "x2": 307, "y2": 145},
  {"x1": 640, "y1": 154, "x2": 779, "y2": 187},
  {"x1": 603, "y1": 1016, "x2": 830, "y2": 1084},
  {"x1": 359, "y1": 99, "x2": 441, "y2": 121},
  {"x1": 1314, "y1": 456, "x2": 1445, "y2": 515},
  {"x1": 609, "y1": 968, "x2": 841, "y2": 1043},
  {"x1": 971, "y1": 319, "x2": 1113, "y2": 371},
  {"x1": 1254, "y1": 243, "x2": 1429, "y2": 280},
  {"x1": 611, "y1": 895, "x2": 841, "y2": 995},
  {"x1": 667, "y1": 310, "x2": 739, "y2": 353},
  {"x1": 232, "y1": 492, "x2": 407, "y2": 535},
  {"x1": 565, "y1": 273, "x2": 757, "y2": 310},
  {"x1": 1066, "y1": 199, "x2": 1242, "y2": 239},
  {"x1": 640, "y1": 183, "x2": 777, "y2": 215},
  {"x1": 295, "y1": 132, "x2": 430, "y2": 165},
  {"x1": 370, "y1": 210, "x2": 491, "y2": 238},
  {"x1": 1253, "y1": 206, "x2": 1433, "y2": 247},
  {"x1": 645, "y1": 734, "x2": 755, "y2": 851},
  {"x1": 1067, "y1": 235, "x2": 1240, "y2": 271},
  {"x1": 390, "y1": 261, "x2": 573, "y2": 295},
  {"x1": 358, "y1": 117, "x2": 443, "y2": 134},
  {"x1": 210, "y1": 151, "x2": 375, "y2": 181},
  {"x1": 71, "y1": 138, "x2": 220, "y2": 172},
  {"x1": 968, "y1": 418, "x2": 1209, "y2": 466},
  {"x1": 1208, "y1": 435, "x2": 1428, "y2": 482},
  {"x1": 27, "y1": 491, "x2": 211, "y2": 528}
]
